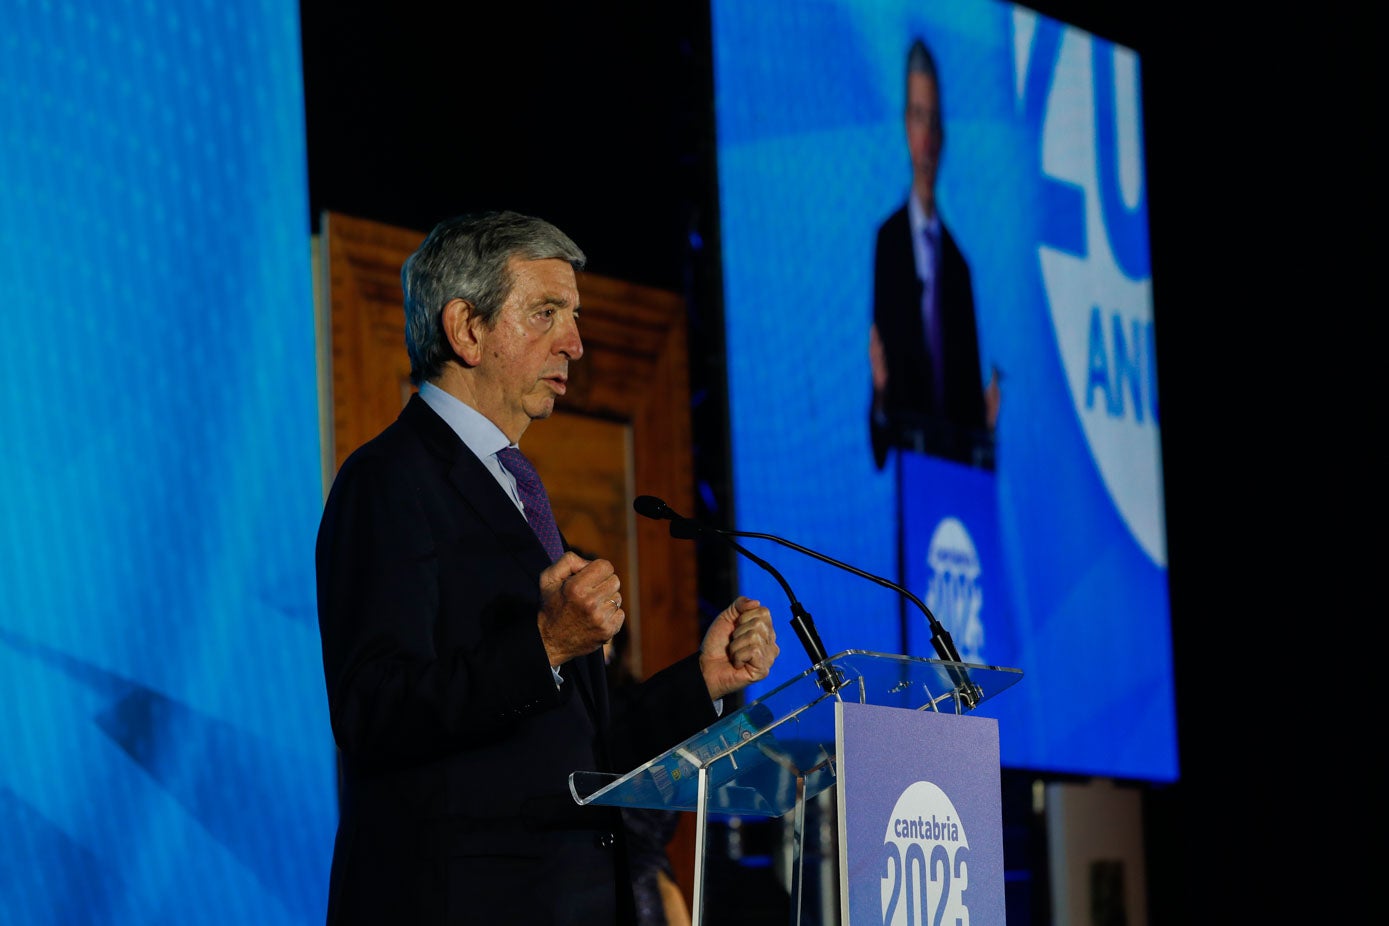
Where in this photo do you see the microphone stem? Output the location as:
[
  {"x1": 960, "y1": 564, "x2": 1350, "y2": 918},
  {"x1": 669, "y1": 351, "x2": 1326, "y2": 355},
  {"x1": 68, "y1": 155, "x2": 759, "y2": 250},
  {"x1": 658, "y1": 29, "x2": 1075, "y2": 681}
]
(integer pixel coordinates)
[
  {"x1": 631, "y1": 498, "x2": 845, "y2": 694},
  {"x1": 718, "y1": 535, "x2": 842, "y2": 693}
]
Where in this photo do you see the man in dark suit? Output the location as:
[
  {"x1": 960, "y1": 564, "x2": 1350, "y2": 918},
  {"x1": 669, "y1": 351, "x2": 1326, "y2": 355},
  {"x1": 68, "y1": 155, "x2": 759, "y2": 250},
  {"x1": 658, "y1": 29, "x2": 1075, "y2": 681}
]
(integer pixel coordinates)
[
  {"x1": 870, "y1": 37, "x2": 1000, "y2": 471},
  {"x1": 315, "y1": 210, "x2": 779, "y2": 924}
]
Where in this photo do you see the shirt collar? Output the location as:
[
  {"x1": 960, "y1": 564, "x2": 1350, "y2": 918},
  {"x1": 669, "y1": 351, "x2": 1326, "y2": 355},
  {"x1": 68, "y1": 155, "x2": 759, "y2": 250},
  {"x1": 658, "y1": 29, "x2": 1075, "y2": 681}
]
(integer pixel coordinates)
[
  {"x1": 908, "y1": 194, "x2": 941, "y2": 241},
  {"x1": 417, "y1": 381, "x2": 513, "y2": 459}
]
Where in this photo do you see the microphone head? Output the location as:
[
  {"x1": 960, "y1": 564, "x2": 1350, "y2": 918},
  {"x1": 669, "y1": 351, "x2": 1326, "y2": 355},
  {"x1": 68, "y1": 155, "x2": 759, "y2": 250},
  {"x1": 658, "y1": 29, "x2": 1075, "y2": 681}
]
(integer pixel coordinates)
[
  {"x1": 669, "y1": 518, "x2": 703, "y2": 540},
  {"x1": 633, "y1": 495, "x2": 679, "y2": 521}
]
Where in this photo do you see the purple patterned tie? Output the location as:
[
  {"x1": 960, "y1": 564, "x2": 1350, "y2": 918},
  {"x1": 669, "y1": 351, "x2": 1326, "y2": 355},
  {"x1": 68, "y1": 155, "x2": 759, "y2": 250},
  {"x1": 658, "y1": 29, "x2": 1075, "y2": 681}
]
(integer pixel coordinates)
[
  {"x1": 922, "y1": 225, "x2": 945, "y2": 413},
  {"x1": 496, "y1": 446, "x2": 565, "y2": 562}
]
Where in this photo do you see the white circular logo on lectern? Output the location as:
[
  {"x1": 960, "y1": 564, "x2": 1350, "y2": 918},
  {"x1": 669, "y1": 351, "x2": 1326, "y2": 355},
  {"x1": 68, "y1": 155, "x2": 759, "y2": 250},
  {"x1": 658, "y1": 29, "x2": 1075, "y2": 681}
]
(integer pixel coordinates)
[{"x1": 880, "y1": 781, "x2": 972, "y2": 926}]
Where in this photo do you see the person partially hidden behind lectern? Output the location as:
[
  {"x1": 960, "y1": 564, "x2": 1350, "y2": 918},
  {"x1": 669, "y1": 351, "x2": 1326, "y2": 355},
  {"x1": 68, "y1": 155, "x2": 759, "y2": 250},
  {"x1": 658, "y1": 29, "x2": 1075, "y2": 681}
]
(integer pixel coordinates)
[{"x1": 869, "y1": 36, "x2": 1001, "y2": 471}]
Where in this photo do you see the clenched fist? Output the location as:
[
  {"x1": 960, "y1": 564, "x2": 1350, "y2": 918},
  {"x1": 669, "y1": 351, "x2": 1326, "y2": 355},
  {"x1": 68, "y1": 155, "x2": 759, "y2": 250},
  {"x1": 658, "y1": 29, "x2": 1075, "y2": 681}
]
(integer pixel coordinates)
[
  {"x1": 698, "y1": 596, "x2": 780, "y2": 700},
  {"x1": 537, "y1": 552, "x2": 625, "y2": 666}
]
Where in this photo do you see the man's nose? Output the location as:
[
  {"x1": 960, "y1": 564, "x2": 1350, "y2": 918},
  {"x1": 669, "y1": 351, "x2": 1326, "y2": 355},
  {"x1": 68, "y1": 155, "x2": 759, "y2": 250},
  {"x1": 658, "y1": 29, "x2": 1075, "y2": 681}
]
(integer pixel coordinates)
[{"x1": 557, "y1": 314, "x2": 583, "y2": 360}]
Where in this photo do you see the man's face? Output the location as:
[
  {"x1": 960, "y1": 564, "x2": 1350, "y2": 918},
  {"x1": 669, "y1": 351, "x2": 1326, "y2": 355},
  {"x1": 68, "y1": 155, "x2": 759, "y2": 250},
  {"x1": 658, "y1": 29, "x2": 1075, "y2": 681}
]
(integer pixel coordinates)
[
  {"x1": 905, "y1": 72, "x2": 942, "y2": 196},
  {"x1": 472, "y1": 256, "x2": 583, "y2": 441}
]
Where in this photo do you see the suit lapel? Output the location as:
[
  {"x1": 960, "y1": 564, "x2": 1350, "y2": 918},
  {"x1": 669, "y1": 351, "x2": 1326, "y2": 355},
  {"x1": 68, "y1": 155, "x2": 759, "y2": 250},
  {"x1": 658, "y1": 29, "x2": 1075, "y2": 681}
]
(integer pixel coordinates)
[
  {"x1": 400, "y1": 394, "x2": 552, "y2": 575},
  {"x1": 400, "y1": 394, "x2": 603, "y2": 725}
]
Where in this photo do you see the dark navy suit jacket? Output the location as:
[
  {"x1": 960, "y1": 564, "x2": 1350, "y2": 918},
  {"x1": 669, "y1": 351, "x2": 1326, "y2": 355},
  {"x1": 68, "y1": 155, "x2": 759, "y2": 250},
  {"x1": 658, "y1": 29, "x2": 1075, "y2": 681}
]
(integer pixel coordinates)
[
  {"x1": 870, "y1": 203, "x2": 989, "y2": 469},
  {"x1": 316, "y1": 394, "x2": 718, "y2": 924}
]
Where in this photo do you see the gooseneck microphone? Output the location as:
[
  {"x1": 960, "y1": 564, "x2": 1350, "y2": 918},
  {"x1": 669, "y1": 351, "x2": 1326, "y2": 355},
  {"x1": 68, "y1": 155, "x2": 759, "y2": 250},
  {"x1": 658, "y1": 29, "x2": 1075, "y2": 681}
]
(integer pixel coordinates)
[
  {"x1": 634, "y1": 495, "x2": 844, "y2": 693},
  {"x1": 633, "y1": 495, "x2": 980, "y2": 708}
]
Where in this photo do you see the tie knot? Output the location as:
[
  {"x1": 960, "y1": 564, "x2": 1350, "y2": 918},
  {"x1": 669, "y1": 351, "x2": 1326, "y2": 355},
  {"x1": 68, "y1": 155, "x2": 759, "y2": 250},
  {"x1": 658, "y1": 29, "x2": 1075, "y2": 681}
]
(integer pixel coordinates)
[{"x1": 496, "y1": 446, "x2": 539, "y2": 484}]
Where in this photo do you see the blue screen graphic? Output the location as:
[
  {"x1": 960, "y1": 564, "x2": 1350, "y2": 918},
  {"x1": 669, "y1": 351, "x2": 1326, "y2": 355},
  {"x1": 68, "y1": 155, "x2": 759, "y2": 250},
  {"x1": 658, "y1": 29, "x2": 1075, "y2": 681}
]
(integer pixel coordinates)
[
  {"x1": 0, "y1": 2, "x2": 336, "y2": 922},
  {"x1": 712, "y1": 0, "x2": 1177, "y2": 782}
]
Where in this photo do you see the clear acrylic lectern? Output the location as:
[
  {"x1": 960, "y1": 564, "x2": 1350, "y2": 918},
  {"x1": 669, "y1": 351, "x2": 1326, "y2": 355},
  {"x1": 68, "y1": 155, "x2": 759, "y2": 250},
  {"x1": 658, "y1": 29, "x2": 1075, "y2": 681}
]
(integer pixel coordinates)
[{"x1": 569, "y1": 649, "x2": 1023, "y2": 925}]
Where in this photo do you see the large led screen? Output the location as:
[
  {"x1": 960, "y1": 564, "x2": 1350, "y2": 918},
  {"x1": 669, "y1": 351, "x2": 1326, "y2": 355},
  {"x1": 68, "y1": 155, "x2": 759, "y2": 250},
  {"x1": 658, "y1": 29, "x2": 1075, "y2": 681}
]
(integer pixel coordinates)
[
  {"x1": 712, "y1": 0, "x2": 1176, "y2": 782},
  {"x1": 0, "y1": 2, "x2": 335, "y2": 922}
]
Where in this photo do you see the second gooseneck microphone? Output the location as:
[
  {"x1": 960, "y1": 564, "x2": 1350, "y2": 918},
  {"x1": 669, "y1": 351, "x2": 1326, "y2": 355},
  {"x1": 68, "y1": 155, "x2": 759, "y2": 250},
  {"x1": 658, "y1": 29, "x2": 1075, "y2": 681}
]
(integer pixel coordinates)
[
  {"x1": 633, "y1": 495, "x2": 843, "y2": 693},
  {"x1": 634, "y1": 495, "x2": 980, "y2": 708}
]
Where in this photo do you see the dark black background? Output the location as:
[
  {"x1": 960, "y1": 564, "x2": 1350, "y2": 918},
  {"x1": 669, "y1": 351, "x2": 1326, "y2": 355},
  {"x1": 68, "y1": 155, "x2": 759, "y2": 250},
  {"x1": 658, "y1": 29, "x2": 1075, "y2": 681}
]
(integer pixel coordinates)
[{"x1": 301, "y1": 2, "x2": 1366, "y2": 920}]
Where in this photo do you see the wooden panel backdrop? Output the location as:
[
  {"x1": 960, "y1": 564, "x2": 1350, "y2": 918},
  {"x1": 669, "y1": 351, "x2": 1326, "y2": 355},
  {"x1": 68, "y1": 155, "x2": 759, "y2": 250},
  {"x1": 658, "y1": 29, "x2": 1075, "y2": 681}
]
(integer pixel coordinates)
[{"x1": 314, "y1": 210, "x2": 703, "y2": 906}]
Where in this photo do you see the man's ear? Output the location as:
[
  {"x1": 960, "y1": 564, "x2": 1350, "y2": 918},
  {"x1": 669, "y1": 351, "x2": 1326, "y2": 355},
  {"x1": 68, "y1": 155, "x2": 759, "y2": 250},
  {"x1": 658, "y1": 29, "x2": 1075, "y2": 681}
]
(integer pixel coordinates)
[{"x1": 442, "y1": 297, "x2": 483, "y2": 367}]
